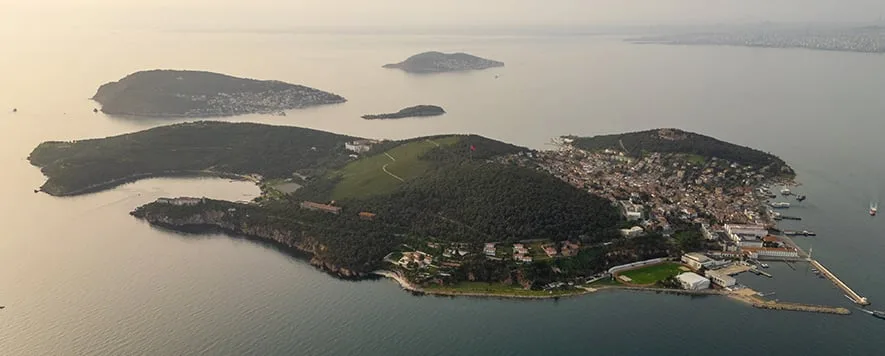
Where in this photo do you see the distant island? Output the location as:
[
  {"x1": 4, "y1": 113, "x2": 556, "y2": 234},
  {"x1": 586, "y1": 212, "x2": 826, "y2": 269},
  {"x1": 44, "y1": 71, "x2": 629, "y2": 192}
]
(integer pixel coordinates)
[
  {"x1": 32, "y1": 125, "x2": 816, "y2": 307},
  {"x1": 383, "y1": 52, "x2": 504, "y2": 73},
  {"x1": 92, "y1": 70, "x2": 346, "y2": 117},
  {"x1": 362, "y1": 105, "x2": 445, "y2": 120},
  {"x1": 627, "y1": 25, "x2": 885, "y2": 54}
]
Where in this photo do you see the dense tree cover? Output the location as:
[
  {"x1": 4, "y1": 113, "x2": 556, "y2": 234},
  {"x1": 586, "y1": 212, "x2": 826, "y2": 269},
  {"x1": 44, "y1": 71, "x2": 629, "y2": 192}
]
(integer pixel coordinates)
[
  {"x1": 133, "y1": 199, "x2": 406, "y2": 272},
  {"x1": 571, "y1": 128, "x2": 794, "y2": 178},
  {"x1": 29, "y1": 122, "x2": 357, "y2": 195},
  {"x1": 62, "y1": 123, "x2": 623, "y2": 274},
  {"x1": 347, "y1": 162, "x2": 620, "y2": 243},
  {"x1": 673, "y1": 229, "x2": 705, "y2": 252}
]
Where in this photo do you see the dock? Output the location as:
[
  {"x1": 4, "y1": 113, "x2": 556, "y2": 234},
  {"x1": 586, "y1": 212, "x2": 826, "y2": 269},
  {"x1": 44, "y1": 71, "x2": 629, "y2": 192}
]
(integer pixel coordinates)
[
  {"x1": 810, "y1": 260, "x2": 870, "y2": 305},
  {"x1": 749, "y1": 268, "x2": 772, "y2": 278}
]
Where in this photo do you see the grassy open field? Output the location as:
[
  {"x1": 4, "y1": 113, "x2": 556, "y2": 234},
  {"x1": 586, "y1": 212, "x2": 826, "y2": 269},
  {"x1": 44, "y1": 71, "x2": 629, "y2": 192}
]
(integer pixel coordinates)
[
  {"x1": 330, "y1": 136, "x2": 460, "y2": 200},
  {"x1": 618, "y1": 262, "x2": 684, "y2": 285}
]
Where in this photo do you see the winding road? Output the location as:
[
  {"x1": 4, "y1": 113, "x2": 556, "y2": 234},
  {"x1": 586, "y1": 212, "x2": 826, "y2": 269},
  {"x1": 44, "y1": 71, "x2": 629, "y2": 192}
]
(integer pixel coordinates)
[{"x1": 382, "y1": 152, "x2": 405, "y2": 182}]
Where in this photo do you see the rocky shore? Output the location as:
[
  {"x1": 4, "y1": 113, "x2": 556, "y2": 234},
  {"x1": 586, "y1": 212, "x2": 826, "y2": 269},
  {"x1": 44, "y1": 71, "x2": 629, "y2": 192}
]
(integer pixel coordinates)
[{"x1": 132, "y1": 206, "x2": 366, "y2": 279}]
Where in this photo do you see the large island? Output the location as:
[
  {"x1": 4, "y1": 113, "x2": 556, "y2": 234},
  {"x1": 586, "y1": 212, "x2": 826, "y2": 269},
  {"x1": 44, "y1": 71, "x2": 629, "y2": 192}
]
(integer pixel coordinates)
[
  {"x1": 361, "y1": 105, "x2": 445, "y2": 120},
  {"x1": 92, "y1": 70, "x2": 346, "y2": 117},
  {"x1": 383, "y1": 52, "x2": 504, "y2": 73},
  {"x1": 30, "y1": 124, "x2": 800, "y2": 300}
]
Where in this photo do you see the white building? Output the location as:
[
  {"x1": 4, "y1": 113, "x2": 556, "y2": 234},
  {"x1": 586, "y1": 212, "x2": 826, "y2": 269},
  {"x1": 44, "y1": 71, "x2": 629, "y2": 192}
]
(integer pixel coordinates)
[
  {"x1": 724, "y1": 224, "x2": 767, "y2": 247},
  {"x1": 483, "y1": 243, "x2": 496, "y2": 256},
  {"x1": 619, "y1": 200, "x2": 644, "y2": 221},
  {"x1": 700, "y1": 224, "x2": 716, "y2": 241},
  {"x1": 620, "y1": 226, "x2": 645, "y2": 238},
  {"x1": 345, "y1": 140, "x2": 373, "y2": 153},
  {"x1": 743, "y1": 247, "x2": 800, "y2": 260},
  {"x1": 681, "y1": 253, "x2": 714, "y2": 270},
  {"x1": 676, "y1": 272, "x2": 710, "y2": 290},
  {"x1": 704, "y1": 270, "x2": 736, "y2": 287}
]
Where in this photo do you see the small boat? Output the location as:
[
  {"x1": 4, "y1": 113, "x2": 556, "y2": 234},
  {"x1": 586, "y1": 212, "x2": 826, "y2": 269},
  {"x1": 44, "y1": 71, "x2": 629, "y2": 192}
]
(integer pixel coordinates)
[
  {"x1": 780, "y1": 188, "x2": 792, "y2": 195},
  {"x1": 801, "y1": 230, "x2": 816, "y2": 236},
  {"x1": 871, "y1": 202, "x2": 878, "y2": 216},
  {"x1": 856, "y1": 307, "x2": 885, "y2": 320},
  {"x1": 761, "y1": 263, "x2": 770, "y2": 268},
  {"x1": 770, "y1": 202, "x2": 791, "y2": 209},
  {"x1": 795, "y1": 194, "x2": 806, "y2": 201}
]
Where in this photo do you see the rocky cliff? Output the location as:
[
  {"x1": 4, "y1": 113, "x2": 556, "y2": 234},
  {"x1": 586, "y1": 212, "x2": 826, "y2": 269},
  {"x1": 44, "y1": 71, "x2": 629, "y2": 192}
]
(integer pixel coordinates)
[{"x1": 131, "y1": 207, "x2": 366, "y2": 278}]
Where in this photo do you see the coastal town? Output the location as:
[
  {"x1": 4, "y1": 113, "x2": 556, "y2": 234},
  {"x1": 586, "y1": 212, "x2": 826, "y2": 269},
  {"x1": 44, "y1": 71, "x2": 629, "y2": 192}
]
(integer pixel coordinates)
[
  {"x1": 361, "y1": 135, "x2": 869, "y2": 314},
  {"x1": 192, "y1": 86, "x2": 346, "y2": 117}
]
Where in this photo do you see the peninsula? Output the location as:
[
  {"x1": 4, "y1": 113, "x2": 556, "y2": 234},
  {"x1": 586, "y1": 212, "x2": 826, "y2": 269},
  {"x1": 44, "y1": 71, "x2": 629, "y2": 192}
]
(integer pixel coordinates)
[
  {"x1": 33, "y1": 124, "x2": 821, "y2": 306},
  {"x1": 383, "y1": 52, "x2": 504, "y2": 73},
  {"x1": 361, "y1": 105, "x2": 445, "y2": 120},
  {"x1": 92, "y1": 70, "x2": 346, "y2": 117}
]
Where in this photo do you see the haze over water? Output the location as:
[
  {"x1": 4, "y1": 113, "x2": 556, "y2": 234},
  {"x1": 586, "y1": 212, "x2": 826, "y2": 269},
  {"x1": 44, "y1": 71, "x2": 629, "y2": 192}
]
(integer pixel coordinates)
[{"x1": 3, "y1": 8, "x2": 885, "y2": 355}]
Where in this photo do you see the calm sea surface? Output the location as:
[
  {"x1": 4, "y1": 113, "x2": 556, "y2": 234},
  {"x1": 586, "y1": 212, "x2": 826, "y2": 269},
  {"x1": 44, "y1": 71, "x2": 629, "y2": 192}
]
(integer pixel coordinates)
[{"x1": 2, "y1": 29, "x2": 885, "y2": 355}]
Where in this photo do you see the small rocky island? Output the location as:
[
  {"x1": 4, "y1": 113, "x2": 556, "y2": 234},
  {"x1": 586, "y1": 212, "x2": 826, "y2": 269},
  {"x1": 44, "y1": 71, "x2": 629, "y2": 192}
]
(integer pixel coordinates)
[
  {"x1": 92, "y1": 70, "x2": 346, "y2": 117},
  {"x1": 361, "y1": 105, "x2": 445, "y2": 120},
  {"x1": 383, "y1": 52, "x2": 504, "y2": 73}
]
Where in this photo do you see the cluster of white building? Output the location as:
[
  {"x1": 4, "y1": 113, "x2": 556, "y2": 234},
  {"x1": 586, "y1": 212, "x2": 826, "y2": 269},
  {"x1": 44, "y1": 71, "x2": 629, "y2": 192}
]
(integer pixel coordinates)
[
  {"x1": 677, "y1": 252, "x2": 738, "y2": 290},
  {"x1": 512, "y1": 243, "x2": 533, "y2": 263}
]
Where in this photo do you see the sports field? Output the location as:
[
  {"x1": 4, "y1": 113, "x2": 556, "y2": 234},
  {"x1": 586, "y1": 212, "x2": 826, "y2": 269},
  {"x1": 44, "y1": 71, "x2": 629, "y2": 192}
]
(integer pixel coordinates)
[
  {"x1": 617, "y1": 262, "x2": 684, "y2": 285},
  {"x1": 330, "y1": 136, "x2": 460, "y2": 200}
]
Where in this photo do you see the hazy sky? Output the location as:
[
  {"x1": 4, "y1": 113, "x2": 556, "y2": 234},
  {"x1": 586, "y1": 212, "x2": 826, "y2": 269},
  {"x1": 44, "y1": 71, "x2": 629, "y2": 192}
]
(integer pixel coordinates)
[{"x1": 4, "y1": 0, "x2": 885, "y2": 31}]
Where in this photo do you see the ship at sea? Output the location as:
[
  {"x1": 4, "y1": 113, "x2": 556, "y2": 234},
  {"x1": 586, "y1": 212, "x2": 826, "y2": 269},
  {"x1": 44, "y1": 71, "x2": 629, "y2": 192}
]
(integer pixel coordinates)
[{"x1": 871, "y1": 202, "x2": 878, "y2": 216}]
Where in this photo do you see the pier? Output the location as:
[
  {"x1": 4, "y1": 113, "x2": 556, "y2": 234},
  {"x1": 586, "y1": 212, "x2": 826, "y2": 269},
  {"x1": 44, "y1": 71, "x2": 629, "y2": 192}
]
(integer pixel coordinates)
[
  {"x1": 752, "y1": 300, "x2": 851, "y2": 315},
  {"x1": 810, "y1": 260, "x2": 870, "y2": 305}
]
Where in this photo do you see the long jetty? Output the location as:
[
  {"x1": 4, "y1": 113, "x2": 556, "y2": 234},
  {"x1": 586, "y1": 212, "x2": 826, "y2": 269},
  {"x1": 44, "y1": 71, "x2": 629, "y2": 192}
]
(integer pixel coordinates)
[{"x1": 810, "y1": 260, "x2": 870, "y2": 306}]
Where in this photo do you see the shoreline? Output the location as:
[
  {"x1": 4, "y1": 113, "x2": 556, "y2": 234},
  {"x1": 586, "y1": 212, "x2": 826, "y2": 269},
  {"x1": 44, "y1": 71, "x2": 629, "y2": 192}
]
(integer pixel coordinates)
[
  {"x1": 372, "y1": 270, "x2": 723, "y2": 300},
  {"x1": 373, "y1": 271, "x2": 850, "y2": 315}
]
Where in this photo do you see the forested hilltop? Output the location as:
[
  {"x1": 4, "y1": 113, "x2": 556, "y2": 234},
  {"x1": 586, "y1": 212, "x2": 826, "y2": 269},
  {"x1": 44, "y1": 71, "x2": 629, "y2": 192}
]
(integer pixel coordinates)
[
  {"x1": 28, "y1": 122, "x2": 358, "y2": 196},
  {"x1": 93, "y1": 70, "x2": 346, "y2": 117},
  {"x1": 32, "y1": 122, "x2": 623, "y2": 282},
  {"x1": 570, "y1": 128, "x2": 794, "y2": 179}
]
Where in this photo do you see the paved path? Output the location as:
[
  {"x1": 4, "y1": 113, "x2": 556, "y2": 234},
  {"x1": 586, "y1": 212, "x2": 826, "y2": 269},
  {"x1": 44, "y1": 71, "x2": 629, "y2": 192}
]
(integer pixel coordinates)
[
  {"x1": 382, "y1": 163, "x2": 405, "y2": 182},
  {"x1": 382, "y1": 152, "x2": 405, "y2": 182}
]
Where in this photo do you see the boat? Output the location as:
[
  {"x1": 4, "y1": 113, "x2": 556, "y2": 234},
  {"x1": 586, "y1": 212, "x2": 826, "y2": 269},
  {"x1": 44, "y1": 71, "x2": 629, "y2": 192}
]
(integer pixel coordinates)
[
  {"x1": 780, "y1": 188, "x2": 792, "y2": 195},
  {"x1": 796, "y1": 194, "x2": 806, "y2": 201},
  {"x1": 857, "y1": 308, "x2": 885, "y2": 320},
  {"x1": 769, "y1": 202, "x2": 791, "y2": 209},
  {"x1": 761, "y1": 263, "x2": 770, "y2": 268},
  {"x1": 801, "y1": 230, "x2": 816, "y2": 236},
  {"x1": 871, "y1": 202, "x2": 878, "y2": 216}
]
